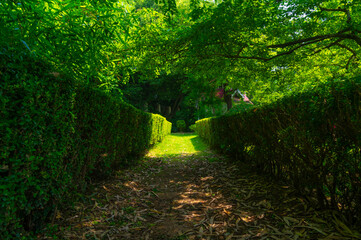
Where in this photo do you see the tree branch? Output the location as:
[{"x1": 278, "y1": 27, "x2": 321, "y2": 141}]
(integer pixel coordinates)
[
  {"x1": 199, "y1": 53, "x2": 269, "y2": 61},
  {"x1": 340, "y1": 34, "x2": 361, "y2": 47},
  {"x1": 335, "y1": 42, "x2": 357, "y2": 56},
  {"x1": 319, "y1": 7, "x2": 351, "y2": 24},
  {"x1": 268, "y1": 32, "x2": 361, "y2": 51},
  {"x1": 208, "y1": 38, "x2": 326, "y2": 61},
  {"x1": 309, "y1": 38, "x2": 343, "y2": 56},
  {"x1": 345, "y1": 54, "x2": 356, "y2": 70},
  {"x1": 267, "y1": 29, "x2": 355, "y2": 48}
]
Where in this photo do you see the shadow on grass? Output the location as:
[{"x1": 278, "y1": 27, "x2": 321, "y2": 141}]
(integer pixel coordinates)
[{"x1": 189, "y1": 134, "x2": 208, "y2": 152}]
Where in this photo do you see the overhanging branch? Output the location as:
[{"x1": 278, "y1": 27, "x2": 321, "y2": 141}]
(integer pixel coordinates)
[
  {"x1": 320, "y1": 7, "x2": 351, "y2": 24},
  {"x1": 335, "y1": 42, "x2": 357, "y2": 56},
  {"x1": 267, "y1": 31, "x2": 359, "y2": 49}
]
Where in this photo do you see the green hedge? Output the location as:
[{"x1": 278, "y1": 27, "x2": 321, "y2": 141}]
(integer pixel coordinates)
[
  {"x1": 176, "y1": 120, "x2": 186, "y2": 132},
  {"x1": 71, "y1": 86, "x2": 172, "y2": 179},
  {"x1": 1, "y1": 55, "x2": 75, "y2": 239},
  {"x1": 0, "y1": 55, "x2": 171, "y2": 238},
  {"x1": 196, "y1": 79, "x2": 361, "y2": 222}
]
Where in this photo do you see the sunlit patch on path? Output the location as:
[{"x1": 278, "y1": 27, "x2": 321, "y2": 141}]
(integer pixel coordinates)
[
  {"x1": 49, "y1": 134, "x2": 359, "y2": 239},
  {"x1": 146, "y1": 133, "x2": 210, "y2": 157}
]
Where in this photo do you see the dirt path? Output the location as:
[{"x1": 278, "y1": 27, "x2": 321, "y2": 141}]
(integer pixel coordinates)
[{"x1": 50, "y1": 149, "x2": 358, "y2": 240}]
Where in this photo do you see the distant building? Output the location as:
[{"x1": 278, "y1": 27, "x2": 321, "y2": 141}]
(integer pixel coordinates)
[{"x1": 232, "y1": 89, "x2": 253, "y2": 105}]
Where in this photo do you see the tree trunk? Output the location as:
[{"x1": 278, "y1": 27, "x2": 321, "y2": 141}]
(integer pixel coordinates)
[
  {"x1": 224, "y1": 92, "x2": 232, "y2": 111},
  {"x1": 168, "y1": 92, "x2": 185, "y2": 120}
]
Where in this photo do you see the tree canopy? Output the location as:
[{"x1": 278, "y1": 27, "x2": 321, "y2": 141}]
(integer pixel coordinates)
[
  {"x1": 2, "y1": 0, "x2": 360, "y2": 114},
  {"x1": 125, "y1": 0, "x2": 360, "y2": 101}
]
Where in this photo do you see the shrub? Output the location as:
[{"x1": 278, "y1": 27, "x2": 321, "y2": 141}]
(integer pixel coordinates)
[
  {"x1": 0, "y1": 57, "x2": 171, "y2": 239},
  {"x1": 176, "y1": 120, "x2": 186, "y2": 132},
  {"x1": 189, "y1": 124, "x2": 197, "y2": 132},
  {"x1": 0, "y1": 53, "x2": 75, "y2": 238},
  {"x1": 196, "y1": 79, "x2": 361, "y2": 223},
  {"x1": 1, "y1": 1, "x2": 172, "y2": 238},
  {"x1": 226, "y1": 102, "x2": 254, "y2": 116},
  {"x1": 71, "y1": 85, "x2": 171, "y2": 178}
]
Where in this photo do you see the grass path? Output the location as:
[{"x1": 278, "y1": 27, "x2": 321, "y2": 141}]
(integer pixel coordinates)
[
  {"x1": 147, "y1": 133, "x2": 209, "y2": 157},
  {"x1": 49, "y1": 134, "x2": 359, "y2": 239}
]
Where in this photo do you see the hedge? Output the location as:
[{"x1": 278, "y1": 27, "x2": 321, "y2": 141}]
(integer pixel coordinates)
[
  {"x1": 71, "y1": 85, "x2": 172, "y2": 179},
  {"x1": 0, "y1": 54, "x2": 171, "y2": 238},
  {"x1": 196, "y1": 79, "x2": 361, "y2": 222},
  {"x1": 176, "y1": 120, "x2": 186, "y2": 132},
  {"x1": 1, "y1": 56, "x2": 76, "y2": 239}
]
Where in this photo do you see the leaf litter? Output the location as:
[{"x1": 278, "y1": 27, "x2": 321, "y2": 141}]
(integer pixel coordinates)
[{"x1": 43, "y1": 151, "x2": 360, "y2": 240}]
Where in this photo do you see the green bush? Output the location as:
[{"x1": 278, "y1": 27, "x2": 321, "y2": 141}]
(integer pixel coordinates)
[
  {"x1": 189, "y1": 124, "x2": 197, "y2": 132},
  {"x1": 0, "y1": 53, "x2": 76, "y2": 238},
  {"x1": 0, "y1": 57, "x2": 171, "y2": 239},
  {"x1": 176, "y1": 120, "x2": 186, "y2": 132},
  {"x1": 72, "y1": 85, "x2": 172, "y2": 178},
  {"x1": 226, "y1": 102, "x2": 254, "y2": 116},
  {"x1": 0, "y1": 1, "x2": 172, "y2": 238},
  {"x1": 196, "y1": 79, "x2": 361, "y2": 222}
]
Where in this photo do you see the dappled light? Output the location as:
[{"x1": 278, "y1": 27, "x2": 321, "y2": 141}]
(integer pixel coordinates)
[
  {"x1": 49, "y1": 138, "x2": 358, "y2": 239},
  {"x1": 2, "y1": 0, "x2": 361, "y2": 237}
]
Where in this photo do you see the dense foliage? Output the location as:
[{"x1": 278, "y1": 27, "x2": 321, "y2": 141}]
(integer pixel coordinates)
[
  {"x1": 196, "y1": 78, "x2": 361, "y2": 223},
  {"x1": 0, "y1": 53, "x2": 171, "y2": 238},
  {"x1": 72, "y1": 85, "x2": 172, "y2": 178},
  {"x1": 129, "y1": 0, "x2": 361, "y2": 107},
  {"x1": 0, "y1": 54, "x2": 75, "y2": 238},
  {"x1": 176, "y1": 120, "x2": 186, "y2": 132},
  {"x1": 2, "y1": 0, "x2": 361, "y2": 237},
  {"x1": 0, "y1": 0, "x2": 132, "y2": 88}
]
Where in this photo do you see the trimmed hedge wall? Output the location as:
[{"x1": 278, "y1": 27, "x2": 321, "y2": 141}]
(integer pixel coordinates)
[
  {"x1": 196, "y1": 79, "x2": 361, "y2": 222},
  {"x1": 71, "y1": 86, "x2": 172, "y2": 179},
  {"x1": 0, "y1": 55, "x2": 171, "y2": 238},
  {"x1": 1, "y1": 58, "x2": 76, "y2": 238}
]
